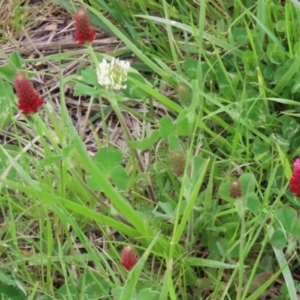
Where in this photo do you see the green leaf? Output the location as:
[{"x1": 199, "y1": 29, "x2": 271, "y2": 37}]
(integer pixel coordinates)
[
  {"x1": 128, "y1": 130, "x2": 160, "y2": 150},
  {"x1": 124, "y1": 72, "x2": 149, "y2": 99},
  {"x1": 291, "y1": 134, "x2": 300, "y2": 152},
  {"x1": 269, "y1": 133, "x2": 289, "y2": 152},
  {"x1": 159, "y1": 115, "x2": 175, "y2": 138},
  {"x1": 267, "y1": 43, "x2": 286, "y2": 64},
  {"x1": 167, "y1": 135, "x2": 182, "y2": 151},
  {"x1": 209, "y1": 237, "x2": 238, "y2": 259},
  {"x1": 282, "y1": 117, "x2": 299, "y2": 139},
  {"x1": 78, "y1": 270, "x2": 110, "y2": 297},
  {"x1": 86, "y1": 175, "x2": 103, "y2": 192},
  {"x1": 277, "y1": 207, "x2": 297, "y2": 234},
  {"x1": 239, "y1": 173, "x2": 256, "y2": 196},
  {"x1": 294, "y1": 41, "x2": 300, "y2": 55},
  {"x1": 74, "y1": 83, "x2": 99, "y2": 97},
  {"x1": 216, "y1": 238, "x2": 230, "y2": 256},
  {"x1": 39, "y1": 295, "x2": 55, "y2": 300},
  {"x1": 0, "y1": 273, "x2": 16, "y2": 286},
  {"x1": 291, "y1": 75, "x2": 300, "y2": 93},
  {"x1": 270, "y1": 228, "x2": 287, "y2": 250},
  {"x1": 274, "y1": 59, "x2": 294, "y2": 84},
  {"x1": 191, "y1": 156, "x2": 206, "y2": 185},
  {"x1": 94, "y1": 147, "x2": 123, "y2": 175},
  {"x1": 111, "y1": 287, "x2": 138, "y2": 299},
  {"x1": 185, "y1": 256, "x2": 238, "y2": 268},
  {"x1": 248, "y1": 272, "x2": 273, "y2": 294},
  {"x1": 271, "y1": 166, "x2": 285, "y2": 191},
  {"x1": 86, "y1": 147, "x2": 123, "y2": 191},
  {"x1": 293, "y1": 219, "x2": 300, "y2": 240},
  {"x1": 276, "y1": 20, "x2": 286, "y2": 33},
  {"x1": 158, "y1": 201, "x2": 175, "y2": 218},
  {"x1": 0, "y1": 285, "x2": 26, "y2": 300},
  {"x1": 183, "y1": 58, "x2": 198, "y2": 79},
  {"x1": 0, "y1": 145, "x2": 20, "y2": 180},
  {"x1": 40, "y1": 144, "x2": 77, "y2": 168},
  {"x1": 176, "y1": 110, "x2": 192, "y2": 136},
  {"x1": 81, "y1": 68, "x2": 99, "y2": 87},
  {"x1": 232, "y1": 27, "x2": 248, "y2": 44},
  {"x1": 8, "y1": 52, "x2": 22, "y2": 69},
  {"x1": 56, "y1": 284, "x2": 78, "y2": 298},
  {"x1": 0, "y1": 65, "x2": 16, "y2": 82},
  {"x1": 0, "y1": 81, "x2": 13, "y2": 129},
  {"x1": 246, "y1": 192, "x2": 261, "y2": 214},
  {"x1": 215, "y1": 69, "x2": 232, "y2": 98},
  {"x1": 240, "y1": 101, "x2": 267, "y2": 126},
  {"x1": 242, "y1": 50, "x2": 257, "y2": 76},
  {"x1": 252, "y1": 138, "x2": 270, "y2": 165},
  {"x1": 202, "y1": 62, "x2": 215, "y2": 82},
  {"x1": 262, "y1": 65, "x2": 276, "y2": 81},
  {"x1": 218, "y1": 181, "x2": 232, "y2": 202},
  {"x1": 111, "y1": 165, "x2": 129, "y2": 190},
  {"x1": 137, "y1": 288, "x2": 160, "y2": 300}
]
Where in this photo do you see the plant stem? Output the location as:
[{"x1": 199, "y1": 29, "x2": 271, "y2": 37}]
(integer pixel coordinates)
[{"x1": 113, "y1": 104, "x2": 156, "y2": 202}]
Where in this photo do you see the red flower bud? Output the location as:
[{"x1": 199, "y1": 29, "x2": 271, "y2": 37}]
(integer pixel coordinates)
[
  {"x1": 290, "y1": 158, "x2": 300, "y2": 197},
  {"x1": 121, "y1": 246, "x2": 137, "y2": 271},
  {"x1": 74, "y1": 8, "x2": 95, "y2": 45},
  {"x1": 14, "y1": 73, "x2": 43, "y2": 115}
]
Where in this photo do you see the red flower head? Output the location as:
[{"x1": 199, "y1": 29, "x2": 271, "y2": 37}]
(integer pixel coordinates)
[
  {"x1": 74, "y1": 8, "x2": 95, "y2": 45},
  {"x1": 121, "y1": 246, "x2": 137, "y2": 271},
  {"x1": 290, "y1": 158, "x2": 300, "y2": 197},
  {"x1": 14, "y1": 73, "x2": 43, "y2": 115}
]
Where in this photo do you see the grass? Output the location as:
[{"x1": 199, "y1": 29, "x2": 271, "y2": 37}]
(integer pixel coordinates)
[{"x1": 1, "y1": 0, "x2": 300, "y2": 299}]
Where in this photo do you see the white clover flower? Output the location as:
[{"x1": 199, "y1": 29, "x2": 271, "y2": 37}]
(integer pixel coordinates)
[{"x1": 97, "y1": 58, "x2": 130, "y2": 90}]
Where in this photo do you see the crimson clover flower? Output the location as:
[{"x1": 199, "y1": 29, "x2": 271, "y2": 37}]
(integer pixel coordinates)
[
  {"x1": 14, "y1": 73, "x2": 44, "y2": 115},
  {"x1": 74, "y1": 8, "x2": 95, "y2": 45},
  {"x1": 121, "y1": 246, "x2": 138, "y2": 271},
  {"x1": 290, "y1": 158, "x2": 300, "y2": 197}
]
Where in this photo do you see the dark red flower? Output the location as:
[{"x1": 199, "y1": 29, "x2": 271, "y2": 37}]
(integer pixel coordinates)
[
  {"x1": 74, "y1": 8, "x2": 95, "y2": 45},
  {"x1": 121, "y1": 246, "x2": 137, "y2": 271},
  {"x1": 14, "y1": 73, "x2": 43, "y2": 115},
  {"x1": 229, "y1": 178, "x2": 242, "y2": 199},
  {"x1": 290, "y1": 158, "x2": 300, "y2": 197}
]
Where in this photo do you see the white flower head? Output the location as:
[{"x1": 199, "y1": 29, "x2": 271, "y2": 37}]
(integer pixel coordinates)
[{"x1": 97, "y1": 58, "x2": 130, "y2": 90}]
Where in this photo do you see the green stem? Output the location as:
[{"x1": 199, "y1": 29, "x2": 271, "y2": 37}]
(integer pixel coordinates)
[
  {"x1": 86, "y1": 44, "x2": 156, "y2": 202},
  {"x1": 237, "y1": 198, "x2": 246, "y2": 300},
  {"x1": 113, "y1": 104, "x2": 156, "y2": 202}
]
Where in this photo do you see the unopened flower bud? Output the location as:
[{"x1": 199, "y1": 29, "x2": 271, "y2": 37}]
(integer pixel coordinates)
[{"x1": 229, "y1": 179, "x2": 242, "y2": 199}]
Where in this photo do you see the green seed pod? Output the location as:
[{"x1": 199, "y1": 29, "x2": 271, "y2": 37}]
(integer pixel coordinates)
[{"x1": 168, "y1": 150, "x2": 186, "y2": 176}]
